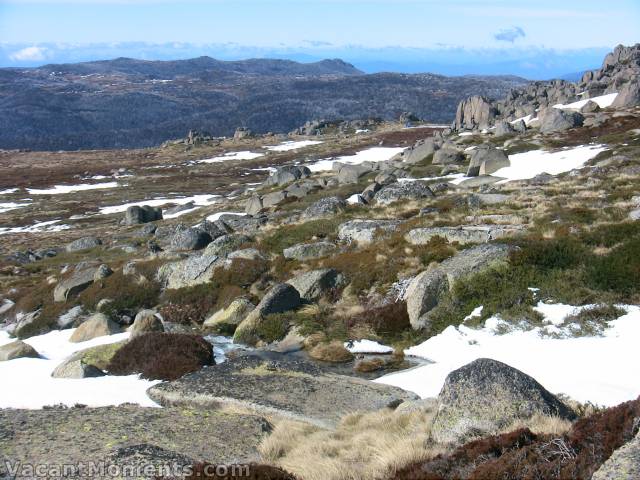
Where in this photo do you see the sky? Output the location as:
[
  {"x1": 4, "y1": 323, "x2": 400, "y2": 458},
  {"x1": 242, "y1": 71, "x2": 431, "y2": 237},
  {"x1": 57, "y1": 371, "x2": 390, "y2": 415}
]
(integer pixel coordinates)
[{"x1": 0, "y1": 0, "x2": 638, "y2": 77}]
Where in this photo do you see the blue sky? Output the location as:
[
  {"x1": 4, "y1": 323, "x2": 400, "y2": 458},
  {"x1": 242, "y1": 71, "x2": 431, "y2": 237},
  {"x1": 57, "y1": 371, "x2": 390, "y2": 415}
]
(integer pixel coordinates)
[{"x1": 0, "y1": 0, "x2": 638, "y2": 77}]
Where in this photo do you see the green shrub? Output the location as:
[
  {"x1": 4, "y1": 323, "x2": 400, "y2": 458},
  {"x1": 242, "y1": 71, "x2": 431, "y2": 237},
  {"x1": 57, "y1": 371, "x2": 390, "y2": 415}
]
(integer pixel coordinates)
[
  {"x1": 260, "y1": 218, "x2": 341, "y2": 253},
  {"x1": 561, "y1": 304, "x2": 626, "y2": 337},
  {"x1": 255, "y1": 313, "x2": 290, "y2": 343},
  {"x1": 80, "y1": 270, "x2": 161, "y2": 319},
  {"x1": 581, "y1": 221, "x2": 640, "y2": 248},
  {"x1": 213, "y1": 258, "x2": 268, "y2": 287},
  {"x1": 107, "y1": 332, "x2": 213, "y2": 380},
  {"x1": 587, "y1": 237, "x2": 640, "y2": 297},
  {"x1": 510, "y1": 236, "x2": 588, "y2": 270}
]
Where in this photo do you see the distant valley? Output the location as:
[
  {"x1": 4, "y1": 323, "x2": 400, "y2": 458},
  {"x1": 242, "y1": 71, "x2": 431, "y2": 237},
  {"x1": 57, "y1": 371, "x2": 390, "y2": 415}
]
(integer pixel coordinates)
[{"x1": 0, "y1": 57, "x2": 528, "y2": 150}]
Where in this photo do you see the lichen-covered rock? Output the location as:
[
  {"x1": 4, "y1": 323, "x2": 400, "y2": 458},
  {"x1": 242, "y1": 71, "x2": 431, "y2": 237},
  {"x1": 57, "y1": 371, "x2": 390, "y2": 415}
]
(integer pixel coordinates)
[
  {"x1": 338, "y1": 219, "x2": 401, "y2": 245},
  {"x1": 374, "y1": 181, "x2": 434, "y2": 206},
  {"x1": 466, "y1": 145, "x2": 510, "y2": 177},
  {"x1": 539, "y1": 107, "x2": 584, "y2": 133},
  {"x1": 592, "y1": 431, "x2": 640, "y2": 480},
  {"x1": 431, "y1": 358, "x2": 575, "y2": 444},
  {"x1": 405, "y1": 225, "x2": 524, "y2": 245},
  {"x1": 433, "y1": 147, "x2": 465, "y2": 165},
  {"x1": 455, "y1": 95, "x2": 496, "y2": 131},
  {"x1": 405, "y1": 244, "x2": 512, "y2": 330},
  {"x1": 302, "y1": 196, "x2": 346, "y2": 219},
  {"x1": 203, "y1": 298, "x2": 255, "y2": 334},
  {"x1": 283, "y1": 242, "x2": 337, "y2": 261},
  {"x1": 147, "y1": 355, "x2": 418, "y2": 427},
  {"x1": 66, "y1": 236, "x2": 102, "y2": 253},
  {"x1": 54, "y1": 264, "x2": 106, "y2": 302}
]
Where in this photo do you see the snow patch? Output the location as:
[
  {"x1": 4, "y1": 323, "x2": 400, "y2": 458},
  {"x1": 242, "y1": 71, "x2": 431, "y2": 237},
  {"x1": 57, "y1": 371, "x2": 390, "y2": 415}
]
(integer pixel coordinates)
[
  {"x1": 205, "y1": 211, "x2": 247, "y2": 222},
  {"x1": 27, "y1": 182, "x2": 120, "y2": 195},
  {"x1": 450, "y1": 144, "x2": 607, "y2": 185},
  {"x1": 346, "y1": 339, "x2": 393, "y2": 354},
  {"x1": 0, "y1": 329, "x2": 159, "y2": 409},
  {"x1": 554, "y1": 93, "x2": 618, "y2": 111},
  {"x1": 308, "y1": 147, "x2": 405, "y2": 172},
  {"x1": 376, "y1": 304, "x2": 640, "y2": 407},
  {"x1": 99, "y1": 194, "x2": 220, "y2": 215},
  {"x1": 0, "y1": 220, "x2": 71, "y2": 236},
  {"x1": 197, "y1": 151, "x2": 263, "y2": 164},
  {"x1": 265, "y1": 140, "x2": 323, "y2": 152}
]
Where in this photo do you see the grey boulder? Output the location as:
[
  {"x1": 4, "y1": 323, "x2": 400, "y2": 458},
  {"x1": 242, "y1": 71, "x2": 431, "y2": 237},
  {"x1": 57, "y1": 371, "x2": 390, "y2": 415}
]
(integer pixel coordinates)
[
  {"x1": 124, "y1": 205, "x2": 163, "y2": 225},
  {"x1": 69, "y1": 313, "x2": 122, "y2": 343},
  {"x1": 283, "y1": 242, "x2": 337, "y2": 261},
  {"x1": 431, "y1": 358, "x2": 575, "y2": 444},
  {"x1": 338, "y1": 219, "x2": 401, "y2": 245},
  {"x1": 466, "y1": 145, "x2": 510, "y2": 177},
  {"x1": 233, "y1": 283, "x2": 301, "y2": 345},
  {"x1": 303, "y1": 196, "x2": 346, "y2": 219},
  {"x1": 66, "y1": 237, "x2": 102, "y2": 253},
  {"x1": 539, "y1": 108, "x2": 584, "y2": 133},
  {"x1": 405, "y1": 244, "x2": 512, "y2": 330},
  {"x1": 374, "y1": 181, "x2": 434, "y2": 206},
  {"x1": 287, "y1": 268, "x2": 345, "y2": 301}
]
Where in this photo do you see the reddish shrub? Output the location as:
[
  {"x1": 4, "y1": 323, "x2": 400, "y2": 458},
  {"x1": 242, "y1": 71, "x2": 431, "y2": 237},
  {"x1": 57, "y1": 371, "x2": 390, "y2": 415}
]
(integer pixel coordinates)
[
  {"x1": 185, "y1": 463, "x2": 297, "y2": 480},
  {"x1": 347, "y1": 301, "x2": 411, "y2": 336},
  {"x1": 107, "y1": 332, "x2": 213, "y2": 380},
  {"x1": 392, "y1": 397, "x2": 640, "y2": 480},
  {"x1": 470, "y1": 397, "x2": 640, "y2": 480},
  {"x1": 393, "y1": 428, "x2": 538, "y2": 480}
]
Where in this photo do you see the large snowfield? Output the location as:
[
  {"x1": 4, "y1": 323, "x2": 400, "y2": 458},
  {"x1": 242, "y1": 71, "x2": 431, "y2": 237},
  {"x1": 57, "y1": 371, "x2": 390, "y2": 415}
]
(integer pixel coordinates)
[
  {"x1": 376, "y1": 303, "x2": 640, "y2": 407},
  {"x1": 0, "y1": 329, "x2": 159, "y2": 409}
]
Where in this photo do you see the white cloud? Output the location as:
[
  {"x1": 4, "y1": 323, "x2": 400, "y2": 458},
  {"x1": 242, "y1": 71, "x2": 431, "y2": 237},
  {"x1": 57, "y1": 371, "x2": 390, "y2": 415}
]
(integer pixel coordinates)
[{"x1": 9, "y1": 46, "x2": 48, "y2": 61}]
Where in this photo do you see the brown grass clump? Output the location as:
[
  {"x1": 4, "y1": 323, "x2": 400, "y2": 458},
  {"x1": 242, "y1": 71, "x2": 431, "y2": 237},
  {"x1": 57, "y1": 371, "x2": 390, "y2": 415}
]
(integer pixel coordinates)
[
  {"x1": 354, "y1": 358, "x2": 386, "y2": 373},
  {"x1": 214, "y1": 258, "x2": 269, "y2": 288},
  {"x1": 107, "y1": 332, "x2": 213, "y2": 380},
  {"x1": 308, "y1": 341, "x2": 354, "y2": 363},
  {"x1": 260, "y1": 406, "x2": 443, "y2": 480}
]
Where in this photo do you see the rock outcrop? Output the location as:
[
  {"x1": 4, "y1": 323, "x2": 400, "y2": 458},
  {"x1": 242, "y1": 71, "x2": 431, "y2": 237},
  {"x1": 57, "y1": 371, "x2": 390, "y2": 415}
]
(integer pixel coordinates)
[
  {"x1": 454, "y1": 96, "x2": 496, "y2": 131},
  {"x1": 405, "y1": 244, "x2": 512, "y2": 330},
  {"x1": 147, "y1": 354, "x2": 418, "y2": 427}
]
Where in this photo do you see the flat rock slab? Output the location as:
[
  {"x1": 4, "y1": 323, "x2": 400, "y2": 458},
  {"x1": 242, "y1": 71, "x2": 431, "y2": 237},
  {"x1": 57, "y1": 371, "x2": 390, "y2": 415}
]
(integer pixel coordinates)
[
  {"x1": 147, "y1": 355, "x2": 418, "y2": 427},
  {"x1": 0, "y1": 405, "x2": 269, "y2": 468}
]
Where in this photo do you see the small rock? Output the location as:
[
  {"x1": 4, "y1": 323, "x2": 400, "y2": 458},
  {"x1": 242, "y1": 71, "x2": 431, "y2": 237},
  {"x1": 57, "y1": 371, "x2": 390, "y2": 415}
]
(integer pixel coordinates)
[
  {"x1": 0, "y1": 340, "x2": 39, "y2": 361},
  {"x1": 129, "y1": 310, "x2": 164, "y2": 338},
  {"x1": 70, "y1": 313, "x2": 122, "y2": 343}
]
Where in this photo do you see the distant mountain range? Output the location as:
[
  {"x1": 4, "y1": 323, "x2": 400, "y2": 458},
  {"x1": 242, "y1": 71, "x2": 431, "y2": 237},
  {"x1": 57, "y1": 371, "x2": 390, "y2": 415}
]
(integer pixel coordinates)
[{"x1": 0, "y1": 57, "x2": 528, "y2": 150}]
